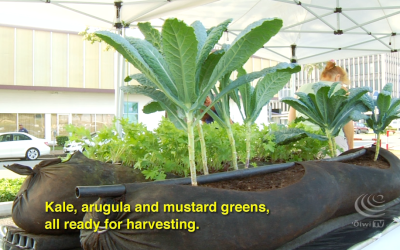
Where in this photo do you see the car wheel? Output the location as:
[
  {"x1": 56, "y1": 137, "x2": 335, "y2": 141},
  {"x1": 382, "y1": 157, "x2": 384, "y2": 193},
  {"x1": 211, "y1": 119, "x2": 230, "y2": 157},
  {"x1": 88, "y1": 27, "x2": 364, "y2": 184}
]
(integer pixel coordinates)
[
  {"x1": 356, "y1": 129, "x2": 361, "y2": 134},
  {"x1": 26, "y1": 148, "x2": 39, "y2": 160}
]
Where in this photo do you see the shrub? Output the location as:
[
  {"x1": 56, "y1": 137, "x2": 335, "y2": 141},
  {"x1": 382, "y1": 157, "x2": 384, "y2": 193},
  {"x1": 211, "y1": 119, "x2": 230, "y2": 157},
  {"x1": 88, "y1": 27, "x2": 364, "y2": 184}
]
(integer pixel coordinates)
[
  {"x1": 56, "y1": 136, "x2": 69, "y2": 147},
  {"x1": 0, "y1": 178, "x2": 24, "y2": 202}
]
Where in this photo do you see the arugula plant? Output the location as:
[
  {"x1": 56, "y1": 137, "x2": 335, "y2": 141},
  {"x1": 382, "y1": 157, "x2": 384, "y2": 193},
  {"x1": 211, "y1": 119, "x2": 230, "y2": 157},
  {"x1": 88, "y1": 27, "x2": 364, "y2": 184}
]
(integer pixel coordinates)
[
  {"x1": 96, "y1": 18, "x2": 284, "y2": 186},
  {"x1": 66, "y1": 119, "x2": 329, "y2": 180},
  {"x1": 362, "y1": 83, "x2": 400, "y2": 160},
  {"x1": 282, "y1": 82, "x2": 371, "y2": 157},
  {"x1": 265, "y1": 123, "x2": 330, "y2": 162},
  {"x1": 231, "y1": 64, "x2": 300, "y2": 168}
]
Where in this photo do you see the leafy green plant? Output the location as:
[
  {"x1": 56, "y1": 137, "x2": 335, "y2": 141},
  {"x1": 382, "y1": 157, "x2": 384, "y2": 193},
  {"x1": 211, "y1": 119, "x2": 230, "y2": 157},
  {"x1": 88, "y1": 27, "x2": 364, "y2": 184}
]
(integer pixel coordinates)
[
  {"x1": 65, "y1": 117, "x2": 329, "y2": 180},
  {"x1": 231, "y1": 123, "x2": 266, "y2": 165},
  {"x1": 260, "y1": 123, "x2": 330, "y2": 162},
  {"x1": 231, "y1": 64, "x2": 300, "y2": 168},
  {"x1": 282, "y1": 82, "x2": 371, "y2": 157},
  {"x1": 197, "y1": 122, "x2": 232, "y2": 171},
  {"x1": 270, "y1": 127, "x2": 327, "y2": 145},
  {"x1": 56, "y1": 136, "x2": 69, "y2": 147},
  {"x1": 97, "y1": 18, "x2": 284, "y2": 186},
  {"x1": 362, "y1": 83, "x2": 400, "y2": 160},
  {"x1": 0, "y1": 178, "x2": 24, "y2": 202}
]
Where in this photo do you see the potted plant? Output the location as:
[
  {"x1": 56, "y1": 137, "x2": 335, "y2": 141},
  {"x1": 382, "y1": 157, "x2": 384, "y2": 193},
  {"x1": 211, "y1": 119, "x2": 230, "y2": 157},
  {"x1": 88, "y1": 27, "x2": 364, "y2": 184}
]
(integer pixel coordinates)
[{"x1": 96, "y1": 17, "x2": 300, "y2": 186}]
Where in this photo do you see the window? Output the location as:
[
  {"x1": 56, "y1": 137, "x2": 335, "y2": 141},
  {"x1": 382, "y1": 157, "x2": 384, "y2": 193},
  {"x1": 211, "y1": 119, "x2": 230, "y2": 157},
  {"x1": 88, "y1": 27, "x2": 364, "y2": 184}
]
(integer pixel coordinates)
[
  {"x1": 0, "y1": 114, "x2": 17, "y2": 133},
  {"x1": 19, "y1": 113, "x2": 45, "y2": 138},
  {"x1": 124, "y1": 102, "x2": 139, "y2": 123},
  {"x1": 72, "y1": 114, "x2": 95, "y2": 133},
  {"x1": 96, "y1": 114, "x2": 114, "y2": 131},
  {"x1": 14, "y1": 134, "x2": 31, "y2": 141},
  {"x1": 0, "y1": 134, "x2": 12, "y2": 142}
]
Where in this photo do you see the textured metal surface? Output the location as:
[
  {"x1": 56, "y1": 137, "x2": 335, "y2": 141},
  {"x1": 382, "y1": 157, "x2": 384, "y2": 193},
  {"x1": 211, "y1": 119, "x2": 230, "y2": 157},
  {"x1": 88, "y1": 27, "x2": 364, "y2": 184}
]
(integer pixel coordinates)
[{"x1": 1, "y1": 225, "x2": 81, "y2": 250}]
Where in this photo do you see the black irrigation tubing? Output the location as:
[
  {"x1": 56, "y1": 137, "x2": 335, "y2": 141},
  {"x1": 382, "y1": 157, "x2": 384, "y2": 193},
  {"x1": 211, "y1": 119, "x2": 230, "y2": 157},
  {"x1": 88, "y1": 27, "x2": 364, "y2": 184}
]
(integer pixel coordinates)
[
  {"x1": 76, "y1": 150, "x2": 369, "y2": 199},
  {"x1": 76, "y1": 184, "x2": 126, "y2": 198},
  {"x1": 322, "y1": 148, "x2": 366, "y2": 162},
  {"x1": 76, "y1": 162, "x2": 296, "y2": 198}
]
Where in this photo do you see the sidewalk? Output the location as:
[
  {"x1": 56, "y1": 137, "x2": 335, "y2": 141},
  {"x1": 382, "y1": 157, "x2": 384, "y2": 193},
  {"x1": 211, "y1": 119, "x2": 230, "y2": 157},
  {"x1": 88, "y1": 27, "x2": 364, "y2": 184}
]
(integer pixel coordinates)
[
  {"x1": 0, "y1": 150, "x2": 67, "y2": 179},
  {"x1": 41, "y1": 149, "x2": 66, "y2": 158},
  {"x1": 0, "y1": 216, "x2": 14, "y2": 227}
]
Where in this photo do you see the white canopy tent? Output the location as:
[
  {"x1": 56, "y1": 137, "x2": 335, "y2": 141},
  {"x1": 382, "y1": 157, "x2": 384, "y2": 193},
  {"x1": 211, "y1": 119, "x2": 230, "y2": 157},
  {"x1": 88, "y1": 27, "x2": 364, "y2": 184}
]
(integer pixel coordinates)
[
  {"x1": 2, "y1": 0, "x2": 399, "y2": 64},
  {"x1": 158, "y1": 0, "x2": 400, "y2": 64},
  {"x1": 0, "y1": 0, "x2": 216, "y2": 32}
]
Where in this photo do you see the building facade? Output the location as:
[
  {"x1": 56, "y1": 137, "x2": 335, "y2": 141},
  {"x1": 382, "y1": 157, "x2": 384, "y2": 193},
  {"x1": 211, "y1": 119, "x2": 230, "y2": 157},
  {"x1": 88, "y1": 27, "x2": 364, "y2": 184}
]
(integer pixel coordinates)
[
  {"x1": 0, "y1": 25, "x2": 163, "y2": 142},
  {"x1": 0, "y1": 25, "x2": 281, "y2": 141},
  {"x1": 270, "y1": 52, "x2": 400, "y2": 124}
]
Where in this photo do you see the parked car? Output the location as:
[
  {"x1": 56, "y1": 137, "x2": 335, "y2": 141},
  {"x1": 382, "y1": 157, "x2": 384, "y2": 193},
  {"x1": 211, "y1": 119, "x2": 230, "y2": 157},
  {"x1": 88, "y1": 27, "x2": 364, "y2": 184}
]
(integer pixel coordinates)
[
  {"x1": 63, "y1": 132, "x2": 97, "y2": 153},
  {"x1": 390, "y1": 119, "x2": 400, "y2": 131},
  {"x1": 0, "y1": 132, "x2": 50, "y2": 160},
  {"x1": 63, "y1": 141, "x2": 86, "y2": 153},
  {"x1": 354, "y1": 122, "x2": 369, "y2": 134},
  {"x1": 63, "y1": 131, "x2": 125, "y2": 153}
]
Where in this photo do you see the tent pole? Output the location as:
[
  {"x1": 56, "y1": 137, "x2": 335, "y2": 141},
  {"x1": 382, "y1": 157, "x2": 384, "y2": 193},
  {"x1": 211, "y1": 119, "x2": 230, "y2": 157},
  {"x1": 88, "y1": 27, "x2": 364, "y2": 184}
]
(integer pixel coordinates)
[
  {"x1": 114, "y1": 0, "x2": 124, "y2": 138},
  {"x1": 116, "y1": 27, "x2": 126, "y2": 138},
  {"x1": 344, "y1": 10, "x2": 400, "y2": 32},
  {"x1": 281, "y1": 12, "x2": 332, "y2": 31},
  {"x1": 341, "y1": 12, "x2": 392, "y2": 50}
]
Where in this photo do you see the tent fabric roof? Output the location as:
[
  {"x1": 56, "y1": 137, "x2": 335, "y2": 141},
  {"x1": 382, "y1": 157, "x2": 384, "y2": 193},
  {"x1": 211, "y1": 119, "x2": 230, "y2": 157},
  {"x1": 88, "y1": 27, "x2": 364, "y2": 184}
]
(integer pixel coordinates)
[
  {"x1": 0, "y1": 0, "x2": 400, "y2": 63},
  {"x1": 0, "y1": 0, "x2": 216, "y2": 33},
  {"x1": 163, "y1": 0, "x2": 400, "y2": 64}
]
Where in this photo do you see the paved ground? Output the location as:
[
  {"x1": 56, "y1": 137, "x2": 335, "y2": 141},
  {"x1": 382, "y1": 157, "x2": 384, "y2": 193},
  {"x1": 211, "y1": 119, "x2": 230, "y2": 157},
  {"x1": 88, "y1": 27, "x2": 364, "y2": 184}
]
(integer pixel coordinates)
[
  {"x1": 0, "y1": 216, "x2": 15, "y2": 227},
  {"x1": 0, "y1": 150, "x2": 65, "y2": 179}
]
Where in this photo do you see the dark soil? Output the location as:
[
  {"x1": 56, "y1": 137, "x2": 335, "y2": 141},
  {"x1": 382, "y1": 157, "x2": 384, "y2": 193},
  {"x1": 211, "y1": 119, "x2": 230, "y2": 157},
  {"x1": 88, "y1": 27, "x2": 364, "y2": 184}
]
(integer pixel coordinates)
[
  {"x1": 341, "y1": 150, "x2": 390, "y2": 169},
  {"x1": 201, "y1": 150, "x2": 391, "y2": 191},
  {"x1": 201, "y1": 164, "x2": 305, "y2": 191}
]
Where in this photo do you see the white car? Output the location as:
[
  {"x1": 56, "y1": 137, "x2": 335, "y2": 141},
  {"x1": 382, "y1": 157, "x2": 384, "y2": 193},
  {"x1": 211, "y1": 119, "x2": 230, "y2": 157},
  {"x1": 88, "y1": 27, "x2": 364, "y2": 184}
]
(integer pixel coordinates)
[
  {"x1": 0, "y1": 132, "x2": 51, "y2": 160},
  {"x1": 63, "y1": 132, "x2": 97, "y2": 153},
  {"x1": 63, "y1": 141, "x2": 85, "y2": 153},
  {"x1": 390, "y1": 119, "x2": 400, "y2": 131},
  {"x1": 63, "y1": 131, "x2": 124, "y2": 153}
]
